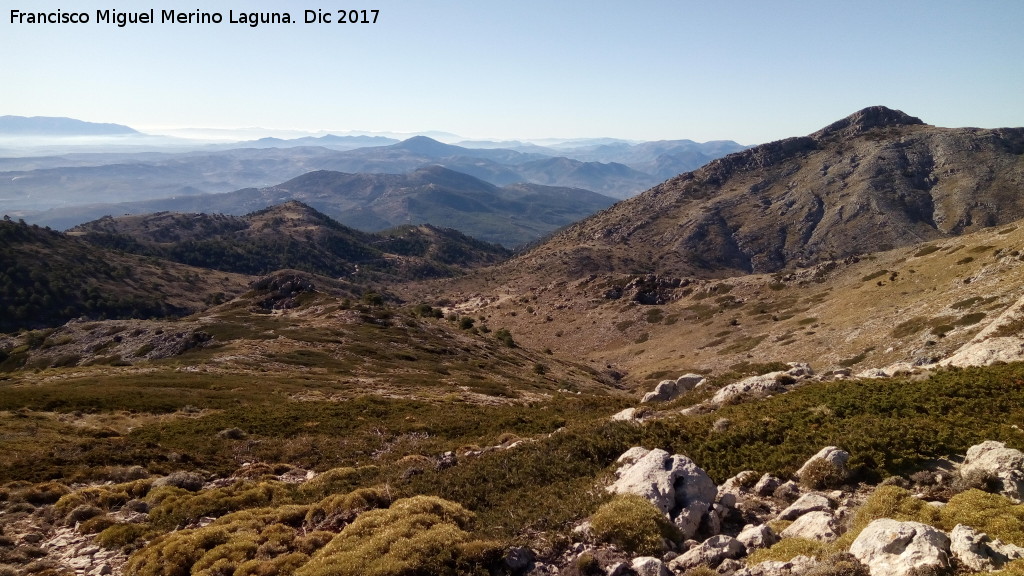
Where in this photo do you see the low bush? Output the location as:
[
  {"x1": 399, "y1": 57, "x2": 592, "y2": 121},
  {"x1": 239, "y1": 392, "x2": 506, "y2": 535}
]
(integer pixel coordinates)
[
  {"x1": 295, "y1": 496, "x2": 501, "y2": 576},
  {"x1": 589, "y1": 494, "x2": 680, "y2": 556},
  {"x1": 96, "y1": 523, "x2": 152, "y2": 551},
  {"x1": 939, "y1": 489, "x2": 1024, "y2": 545},
  {"x1": 746, "y1": 537, "x2": 824, "y2": 564},
  {"x1": 303, "y1": 486, "x2": 392, "y2": 532},
  {"x1": 146, "y1": 480, "x2": 291, "y2": 529}
]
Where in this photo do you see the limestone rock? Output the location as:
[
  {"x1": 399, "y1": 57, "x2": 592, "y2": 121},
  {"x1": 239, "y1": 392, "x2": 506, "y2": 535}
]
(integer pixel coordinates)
[
  {"x1": 720, "y1": 470, "x2": 759, "y2": 494},
  {"x1": 612, "y1": 407, "x2": 638, "y2": 421},
  {"x1": 668, "y1": 534, "x2": 745, "y2": 571},
  {"x1": 849, "y1": 519, "x2": 951, "y2": 576},
  {"x1": 773, "y1": 481, "x2": 801, "y2": 502},
  {"x1": 795, "y1": 446, "x2": 850, "y2": 482},
  {"x1": 754, "y1": 474, "x2": 782, "y2": 497},
  {"x1": 778, "y1": 493, "x2": 831, "y2": 521},
  {"x1": 733, "y1": 556, "x2": 819, "y2": 576},
  {"x1": 960, "y1": 440, "x2": 1024, "y2": 502},
  {"x1": 780, "y1": 510, "x2": 841, "y2": 542},
  {"x1": 711, "y1": 372, "x2": 788, "y2": 405},
  {"x1": 608, "y1": 447, "x2": 717, "y2": 539},
  {"x1": 631, "y1": 556, "x2": 671, "y2": 576},
  {"x1": 642, "y1": 380, "x2": 680, "y2": 403},
  {"x1": 737, "y1": 523, "x2": 779, "y2": 551},
  {"x1": 949, "y1": 523, "x2": 1024, "y2": 571}
]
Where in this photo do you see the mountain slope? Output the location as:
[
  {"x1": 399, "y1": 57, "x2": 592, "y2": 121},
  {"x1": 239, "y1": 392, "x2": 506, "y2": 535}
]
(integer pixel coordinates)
[
  {"x1": 69, "y1": 201, "x2": 511, "y2": 280},
  {"x1": 517, "y1": 106, "x2": 1024, "y2": 278},
  {"x1": 0, "y1": 218, "x2": 250, "y2": 332}
]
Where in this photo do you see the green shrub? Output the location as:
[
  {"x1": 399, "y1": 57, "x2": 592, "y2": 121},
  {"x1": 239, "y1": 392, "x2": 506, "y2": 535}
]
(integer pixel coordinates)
[
  {"x1": 589, "y1": 494, "x2": 680, "y2": 556},
  {"x1": 295, "y1": 496, "x2": 501, "y2": 576},
  {"x1": 805, "y1": 553, "x2": 870, "y2": 576},
  {"x1": 940, "y1": 489, "x2": 1024, "y2": 545},
  {"x1": 746, "y1": 537, "x2": 825, "y2": 564},
  {"x1": 79, "y1": 514, "x2": 118, "y2": 534},
  {"x1": 96, "y1": 523, "x2": 152, "y2": 551},
  {"x1": 125, "y1": 506, "x2": 314, "y2": 576},
  {"x1": 303, "y1": 487, "x2": 392, "y2": 531},
  {"x1": 125, "y1": 527, "x2": 231, "y2": 576},
  {"x1": 298, "y1": 466, "x2": 380, "y2": 501},
  {"x1": 147, "y1": 481, "x2": 290, "y2": 529}
]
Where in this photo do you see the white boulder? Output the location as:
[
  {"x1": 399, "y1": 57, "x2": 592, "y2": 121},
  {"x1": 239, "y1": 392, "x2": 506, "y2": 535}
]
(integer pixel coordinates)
[
  {"x1": 960, "y1": 440, "x2": 1024, "y2": 502},
  {"x1": 780, "y1": 510, "x2": 841, "y2": 542},
  {"x1": 950, "y1": 523, "x2": 1024, "y2": 571},
  {"x1": 608, "y1": 447, "x2": 717, "y2": 539},
  {"x1": 668, "y1": 535, "x2": 745, "y2": 572},
  {"x1": 849, "y1": 519, "x2": 951, "y2": 576},
  {"x1": 778, "y1": 493, "x2": 831, "y2": 521},
  {"x1": 631, "y1": 556, "x2": 671, "y2": 576}
]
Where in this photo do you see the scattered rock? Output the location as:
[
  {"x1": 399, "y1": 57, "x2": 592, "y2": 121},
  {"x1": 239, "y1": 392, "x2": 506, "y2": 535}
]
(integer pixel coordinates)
[
  {"x1": 777, "y1": 493, "x2": 831, "y2": 521},
  {"x1": 641, "y1": 374, "x2": 704, "y2": 403},
  {"x1": 710, "y1": 364, "x2": 812, "y2": 406},
  {"x1": 773, "y1": 481, "x2": 801, "y2": 502},
  {"x1": 754, "y1": 474, "x2": 782, "y2": 497},
  {"x1": 737, "y1": 524, "x2": 779, "y2": 551},
  {"x1": 612, "y1": 408, "x2": 638, "y2": 421},
  {"x1": 631, "y1": 556, "x2": 671, "y2": 576},
  {"x1": 796, "y1": 447, "x2": 850, "y2": 480},
  {"x1": 667, "y1": 534, "x2": 745, "y2": 571},
  {"x1": 949, "y1": 523, "x2": 1024, "y2": 571},
  {"x1": 849, "y1": 519, "x2": 951, "y2": 576},
  {"x1": 960, "y1": 440, "x2": 1024, "y2": 502},
  {"x1": 152, "y1": 471, "x2": 206, "y2": 491},
  {"x1": 504, "y1": 546, "x2": 534, "y2": 572},
  {"x1": 780, "y1": 510, "x2": 841, "y2": 541}
]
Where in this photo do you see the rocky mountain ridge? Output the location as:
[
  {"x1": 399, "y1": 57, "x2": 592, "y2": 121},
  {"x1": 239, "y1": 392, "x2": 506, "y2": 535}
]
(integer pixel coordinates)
[{"x1": 514, "y1": 106, "x2": 1024, "y2": 278}]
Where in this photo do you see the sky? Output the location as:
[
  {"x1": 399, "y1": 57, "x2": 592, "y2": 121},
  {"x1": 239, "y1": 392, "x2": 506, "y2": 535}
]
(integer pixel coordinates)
[{"x1": 2, "y1": 0, "x2": 1023, "y2": 145}]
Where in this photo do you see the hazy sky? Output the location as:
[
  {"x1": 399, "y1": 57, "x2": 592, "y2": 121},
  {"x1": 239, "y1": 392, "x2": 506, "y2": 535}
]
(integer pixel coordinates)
[{"x1": 3, "y1": 0, "x2": 1022, "y2": 144}]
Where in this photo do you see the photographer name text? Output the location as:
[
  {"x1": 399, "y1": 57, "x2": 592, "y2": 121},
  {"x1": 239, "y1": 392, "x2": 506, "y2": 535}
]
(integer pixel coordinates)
[{"x1": 9, "y1": 8, "x2": 379, "y2": 28}]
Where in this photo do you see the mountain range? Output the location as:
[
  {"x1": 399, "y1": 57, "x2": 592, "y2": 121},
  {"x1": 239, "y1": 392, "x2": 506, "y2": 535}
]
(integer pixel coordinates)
[{"x1": 1, "y1": 120, "x2": 746, "y2": 236}]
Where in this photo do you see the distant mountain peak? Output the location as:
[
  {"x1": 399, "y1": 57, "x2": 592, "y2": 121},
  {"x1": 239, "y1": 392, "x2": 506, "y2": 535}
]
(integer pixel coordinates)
[
  {"x1": 391, "y1": 135, "x2": 463, "y2": 156},
  {"x1": 0, "y1": 115, "x2": 139, "y2": 136},
  {"x1": 812, "y1": 106, "x2": 924, "y2": 140}
]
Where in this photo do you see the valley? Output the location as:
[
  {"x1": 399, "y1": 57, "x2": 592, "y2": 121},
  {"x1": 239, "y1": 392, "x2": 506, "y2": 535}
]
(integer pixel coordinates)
[{"x1": 2, "y1": 107, "x2": 1024, "y2": 576}]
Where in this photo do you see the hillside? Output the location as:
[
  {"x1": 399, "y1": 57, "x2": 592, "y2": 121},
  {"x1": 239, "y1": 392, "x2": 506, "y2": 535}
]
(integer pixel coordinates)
[
  {"x1": 514, "y1": 106, "x2": 1024, "y2": 278},
  {"x1": 407, "y1": 107, "x2": 1024, "y2": 386},
  {"x1": 69, "y1": 201, "x2": 511, "y2": 280},
  {"x1": 0, "y1": 218, "x2": 250, "y2": 332}
]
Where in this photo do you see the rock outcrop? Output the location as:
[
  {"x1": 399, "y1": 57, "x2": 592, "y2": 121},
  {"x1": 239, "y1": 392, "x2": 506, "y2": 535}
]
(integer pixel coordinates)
[
  {"x1": 949, "y1": 524, "x2": 1024, "y2": 571},
  {"x1": 641, "y1": 373, "x2": 705, "y2": 403},
  {"x1": 710, "y1": 363, "x2": 814, "y2": 406},
  {"x1": 960, "y1": 440, "x2": 1024, "y2": 502},
  {"x1": 608, "y1": 447, "x2": 717, "y2": 539},
  {"x1": 668, "y1": 535, "x2": 745, "y2": 572},
  {"x1": 849, "y1": 519, "x2": 951, "y2": 576}
]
